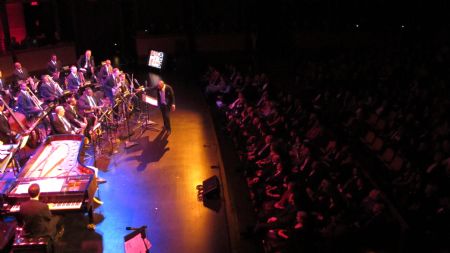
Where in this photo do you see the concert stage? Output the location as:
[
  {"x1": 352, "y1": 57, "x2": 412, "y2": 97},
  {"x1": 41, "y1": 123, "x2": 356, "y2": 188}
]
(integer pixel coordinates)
[{"x1": 1, "y1": 79, "x2": 231, "y2": 253}]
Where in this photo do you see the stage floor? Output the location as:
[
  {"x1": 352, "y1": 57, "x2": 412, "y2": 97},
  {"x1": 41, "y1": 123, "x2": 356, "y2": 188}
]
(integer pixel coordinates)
[{"x1": 57, "y1": 80, "x2": 230, "y2": 252}]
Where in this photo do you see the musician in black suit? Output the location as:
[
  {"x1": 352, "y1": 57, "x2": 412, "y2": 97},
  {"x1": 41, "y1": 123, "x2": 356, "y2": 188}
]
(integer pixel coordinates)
[
  {"x1": 0, "y1": 100, "x2": 16, "y2": 144},
  {"x1": 103, "y1": 68, "x2": 119, "y2": 107},
  {"x1": 156, "y1": 80, "x2": 176, "y2": 134},
  {"x1": 47, "y1": 54, "x2": 60, "y2": 76},
  {"x1": 12, "y1": 62, "x2": 30, "y2": 83},
  {"x1": 77, "y1": 88, "x2": 99, "y2": 130},
  {"x1": 77, "y1": 50, "x2": 95, "y2": 81},
  {"x1": 64, "y1": 97, "x2": 87, "y2": 131},
  {"x1": 52, "y1": 106, "x2": 79, "y2": 134},
  {"x1": 98, "y1": 59, "x2": 112, "y2": 85},
  {"x1": 19, "y1": 183, "x2": 61, "y2": 239}
]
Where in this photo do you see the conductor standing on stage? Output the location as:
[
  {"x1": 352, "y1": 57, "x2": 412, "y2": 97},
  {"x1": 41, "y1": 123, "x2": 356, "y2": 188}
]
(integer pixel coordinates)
[{"x1": 156, "y1": 80, "x2": 175, "y2": 134}]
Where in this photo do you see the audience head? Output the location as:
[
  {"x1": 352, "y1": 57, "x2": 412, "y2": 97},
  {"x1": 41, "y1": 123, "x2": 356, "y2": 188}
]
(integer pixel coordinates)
[{"x1": 28, "y1": 183, "x2": 40, "y2": 199}]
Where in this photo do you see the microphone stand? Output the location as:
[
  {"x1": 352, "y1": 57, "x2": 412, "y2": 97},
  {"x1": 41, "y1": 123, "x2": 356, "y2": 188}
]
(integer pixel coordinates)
[{"x1": 122, "y1": 92, "x2": 138, "y2": 149}]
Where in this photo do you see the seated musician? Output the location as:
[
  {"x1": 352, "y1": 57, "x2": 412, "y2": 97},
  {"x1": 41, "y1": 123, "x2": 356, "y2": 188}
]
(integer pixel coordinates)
[
  {"x1": 78, "y1": 87, "x2": 101, "y2": 119},
  {"x1": 0, "y1": 100, "x2": 17, "y2": 144},
  {"x1": 66, "y1": 66, "x2": 83, "y2": 95},
  {"x1": 52, "y1": 106, "x2": 81, "y2": 135},
  {"x1": 64, "y1": 97, "x2": 87, "y2": 134},
  {"x1": 19, "y1": 183, "x2": 63, "y2": 240},
  {"x1": 39, "y1": 74, "x2": 63, "y2": 105},
  {"x1": 17, "y1": 82, "x2": 42, "y2": 118},
  {"x1": 77, "y1": 50, "x2": 96, "y2": 82}
]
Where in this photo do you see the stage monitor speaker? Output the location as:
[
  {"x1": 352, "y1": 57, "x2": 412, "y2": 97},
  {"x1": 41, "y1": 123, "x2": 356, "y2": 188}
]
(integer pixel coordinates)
[{"x1": 202, "y1": 175, "x2": 220, "y2": 199}]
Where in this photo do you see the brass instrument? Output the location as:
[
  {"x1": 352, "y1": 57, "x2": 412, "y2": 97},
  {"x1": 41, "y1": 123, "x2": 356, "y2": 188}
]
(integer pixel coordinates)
[
  {"x1": 48, "y1": 76, "x2": 64, "y2": 97},
  {"x1": 25, "y1": 76, "x2": 39, "y2": 92},
  {"x1": 26, "y1": 87, "x2": 44, "y2": 111}
]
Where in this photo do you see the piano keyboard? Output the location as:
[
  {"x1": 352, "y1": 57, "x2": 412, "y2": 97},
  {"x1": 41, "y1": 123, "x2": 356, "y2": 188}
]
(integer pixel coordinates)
[{"x1": 9, "y1": 202, "x2": 82, "y2": 212}]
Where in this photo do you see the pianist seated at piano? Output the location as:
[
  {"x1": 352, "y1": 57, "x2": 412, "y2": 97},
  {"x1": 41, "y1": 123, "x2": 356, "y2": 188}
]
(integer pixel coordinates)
[
  {"x1": 52, "y1": 106, "x2": 81, "y2": 135},
  {"x1": 19, "y1": 183, "x2": 63, "y2": 241},
  {"x1": 16, "y1": 82, "x2": 42, "y2": 118},
  {"x1": 0, "y1": 100, "x2": 17, "y2": 144}
]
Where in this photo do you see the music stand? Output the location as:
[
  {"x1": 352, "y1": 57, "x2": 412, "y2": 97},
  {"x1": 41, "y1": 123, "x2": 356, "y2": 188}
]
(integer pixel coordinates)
[
  {"x1": 140, "y1": 94, "x2": 160, "y2": 135},
  {"x1": 98, "y1": 107, "x2": 118, "y2": 155},
  {"x1": 124, "y1": 226, "x2": 151, "y2": 253}
]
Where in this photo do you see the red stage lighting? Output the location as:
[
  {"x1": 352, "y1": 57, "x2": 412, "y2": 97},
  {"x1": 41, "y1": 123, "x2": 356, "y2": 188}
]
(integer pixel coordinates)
[{"x1": 30, "y1": 1, "x2": 39, "y2": 6}]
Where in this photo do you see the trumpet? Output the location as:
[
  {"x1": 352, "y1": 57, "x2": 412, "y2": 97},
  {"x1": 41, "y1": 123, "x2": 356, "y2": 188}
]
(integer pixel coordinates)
[
  {"x1": 49, "y1": 76, "x2": 64, "y2": 97},
  {"x1": 26, "y1": 87, "x2": 44, "y2": 111}
]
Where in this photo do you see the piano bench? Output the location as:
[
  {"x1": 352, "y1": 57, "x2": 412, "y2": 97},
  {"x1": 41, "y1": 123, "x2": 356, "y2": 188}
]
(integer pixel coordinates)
[{"x1": 12, "y1": 228, "x2": 53, "y2": 253}]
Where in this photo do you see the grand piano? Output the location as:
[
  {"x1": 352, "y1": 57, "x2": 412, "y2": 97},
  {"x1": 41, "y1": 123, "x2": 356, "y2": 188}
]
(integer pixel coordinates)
[{"x1": 2, "y1": 134, "x2": 98, "y2": 224}]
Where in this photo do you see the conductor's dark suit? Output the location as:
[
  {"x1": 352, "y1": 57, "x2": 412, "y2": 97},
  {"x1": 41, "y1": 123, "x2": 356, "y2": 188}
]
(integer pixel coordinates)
[
  {"x1": 19, "y1": 199, "x2": 56, "y2": 238},
  {"x1": 156, "y1": 84, "x2": 175, "y2": 132}
]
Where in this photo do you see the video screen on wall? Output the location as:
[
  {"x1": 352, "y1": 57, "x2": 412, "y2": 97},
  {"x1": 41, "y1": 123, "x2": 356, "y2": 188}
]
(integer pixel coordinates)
[{"x1": 148, "y1": 50, "x2": 164, "y2": 69}]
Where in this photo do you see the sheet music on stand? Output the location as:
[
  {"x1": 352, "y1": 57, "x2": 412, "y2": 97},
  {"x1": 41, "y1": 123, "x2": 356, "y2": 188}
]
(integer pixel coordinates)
[
  {"x1": 0, "y1": 143, "x2": 19, "y2": 173},
  {"x1": 138, "y1": 95, "x2": 159, "y2": 132},
  {"x1": 142, "y1": 95, "x2": 158, "y2": 107}
]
